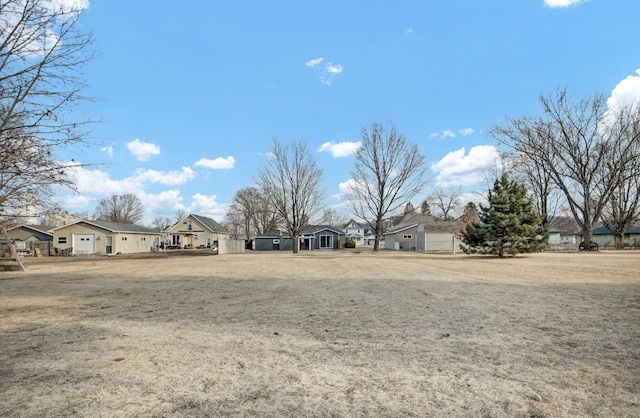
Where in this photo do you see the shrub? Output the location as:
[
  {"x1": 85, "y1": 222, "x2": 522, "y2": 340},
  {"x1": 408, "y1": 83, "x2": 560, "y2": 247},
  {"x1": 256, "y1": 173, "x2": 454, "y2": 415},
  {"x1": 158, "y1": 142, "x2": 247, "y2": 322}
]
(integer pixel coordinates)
[{"x1": 345, "y1": 239, "x2": 356, "y2": 248}]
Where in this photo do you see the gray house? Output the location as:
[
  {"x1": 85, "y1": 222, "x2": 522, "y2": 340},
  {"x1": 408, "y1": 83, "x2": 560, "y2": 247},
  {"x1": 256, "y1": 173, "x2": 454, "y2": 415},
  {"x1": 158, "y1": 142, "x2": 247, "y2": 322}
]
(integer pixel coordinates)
[
  {"x1": 383, "y1": 223, "x2": 426, "y2": 251},
  {"x1": 578, "y1": 226, "x2": 640, "y2": 248},
  {"x1": 254, "y1": 225, "x2": 346, "y2": 251}
]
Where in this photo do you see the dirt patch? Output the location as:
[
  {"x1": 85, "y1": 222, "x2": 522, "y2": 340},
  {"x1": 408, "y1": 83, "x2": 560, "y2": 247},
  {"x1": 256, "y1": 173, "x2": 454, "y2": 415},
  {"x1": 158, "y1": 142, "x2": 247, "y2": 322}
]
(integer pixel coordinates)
[{"x1": 1, "y1": 250, "x2": 639, "y2": 417}]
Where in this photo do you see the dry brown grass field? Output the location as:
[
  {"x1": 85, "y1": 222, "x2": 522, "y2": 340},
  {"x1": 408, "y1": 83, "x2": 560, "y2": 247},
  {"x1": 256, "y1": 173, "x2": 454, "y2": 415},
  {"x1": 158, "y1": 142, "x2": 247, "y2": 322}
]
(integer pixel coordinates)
[{"x1": 1, "y1": 249, "x2": 639, "y2": 418}]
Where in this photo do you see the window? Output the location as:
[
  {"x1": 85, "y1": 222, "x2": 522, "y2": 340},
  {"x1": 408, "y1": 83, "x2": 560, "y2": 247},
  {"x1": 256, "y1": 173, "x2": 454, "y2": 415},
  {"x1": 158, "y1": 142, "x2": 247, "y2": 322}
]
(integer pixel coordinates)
[
  {"x1": 273, "y1": 239, "x2": 280, "y2": 244},
  {"x1": 141, "y1": 237, "x2": 146, "y2": 241},
  {"x1": 122, "y1": 236, "x2": 128, "y2": 241},
  {"x1": 57, "y1": 237, "x2": 67, "y2": 244},
  {"x1": 320, "y1": 235, "x2": 333, "y2": 248},
  {"x1": 194, "y1": 235, "x2": 198, "y2": 240},
  {"x1": 188, "y1": 220, "x2": 193, "y2": 231},
  {"x1": 403, "y1": 234, "x2": 413, "y2": 240}
]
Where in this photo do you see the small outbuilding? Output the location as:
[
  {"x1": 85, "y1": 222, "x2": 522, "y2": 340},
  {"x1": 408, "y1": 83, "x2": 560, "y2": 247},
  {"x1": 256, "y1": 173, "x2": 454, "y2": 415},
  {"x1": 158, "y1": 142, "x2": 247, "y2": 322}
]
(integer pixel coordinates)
[
  {"x1": 383, "y1": 223, "x2": 425, "y2": 251},
  {"x1": 6, "y1": 224, "x2": 54, "y2": 256}
]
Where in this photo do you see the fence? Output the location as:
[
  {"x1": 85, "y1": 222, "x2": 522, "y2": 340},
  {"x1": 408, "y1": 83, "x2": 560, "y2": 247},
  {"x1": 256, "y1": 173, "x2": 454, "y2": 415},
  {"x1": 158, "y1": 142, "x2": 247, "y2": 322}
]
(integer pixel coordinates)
[
  {"x1": 218, "y1": 239, "x2": 246, "y2": 255},
  {"x1": 425, "y1": 233, "x2": 463, "y2": 253}
]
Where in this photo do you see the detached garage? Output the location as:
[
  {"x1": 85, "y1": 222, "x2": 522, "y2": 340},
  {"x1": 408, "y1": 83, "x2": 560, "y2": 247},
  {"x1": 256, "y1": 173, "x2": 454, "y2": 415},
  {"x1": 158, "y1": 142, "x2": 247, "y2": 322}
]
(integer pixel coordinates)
[{"x1": 52, "y1": 220, "x2": 161, "y2": 256}]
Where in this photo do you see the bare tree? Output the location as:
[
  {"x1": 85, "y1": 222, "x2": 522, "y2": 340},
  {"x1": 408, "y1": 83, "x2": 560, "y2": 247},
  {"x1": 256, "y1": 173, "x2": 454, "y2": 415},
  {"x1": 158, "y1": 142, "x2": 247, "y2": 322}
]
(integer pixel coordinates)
[
  {"x1": 258, "y1": 138, "x2": 324, "y2": 253},
  {"x1": 348, "y1": 122, "x2": 427, "y2": 251},
  {"x1": 319, "y1": 207, "x2": 347, "y2": 228},
  {"x1": 221, "y1": 209, "x2": 244, "y2": 240},
  {"x1": 227, "y1": 186, "x2": 277, "y2": 240},
  {"x1": 505, "y1": 150, "x2": 563, "y2": 227},
  {"x1": 0, "y1": 0, "x2": 95, "y2": 217},
  {"x1": 429, "y1": 185, "x2": 463, "y2": 220},
  {"x1": 174, "y1": 209, "x2": 187, "y2": 223},
  {"x1": 150, "y1": 216, "x2": 172, "y2": 232},
  {"x1": 490, "y1": 88, "x2": 640, "y2": 246},
  {"x1": 599, "y1": 103, "x2": 640, "y2": 248},
  {"x1": 94, "y1": 194, "x2": 144, "y2": 225}
]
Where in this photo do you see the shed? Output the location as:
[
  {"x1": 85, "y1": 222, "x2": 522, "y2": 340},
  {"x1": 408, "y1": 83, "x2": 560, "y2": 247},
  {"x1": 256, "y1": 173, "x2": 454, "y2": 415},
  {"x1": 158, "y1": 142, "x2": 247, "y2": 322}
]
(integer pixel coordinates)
[
  {"x1": 383, "y1": 223, "x2": 425, "y2": 251},
  {"x1": 6, "y1": 224, "x2": 54, "y2": 256}
]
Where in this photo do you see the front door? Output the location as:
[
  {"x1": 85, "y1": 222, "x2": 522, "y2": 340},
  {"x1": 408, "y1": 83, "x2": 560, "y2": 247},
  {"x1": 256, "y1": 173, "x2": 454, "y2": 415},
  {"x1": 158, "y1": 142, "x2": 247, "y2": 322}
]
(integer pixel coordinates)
[{"x1": 106, "y1": 235, "x2": 113, "y2": 254}]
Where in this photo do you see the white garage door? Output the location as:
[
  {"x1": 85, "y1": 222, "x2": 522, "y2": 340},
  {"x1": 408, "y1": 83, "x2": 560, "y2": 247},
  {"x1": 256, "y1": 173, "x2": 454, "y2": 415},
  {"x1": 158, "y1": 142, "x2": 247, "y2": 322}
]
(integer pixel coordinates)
[{"x1": 73, "y1": 234, "x2": 95, "y2": 255}]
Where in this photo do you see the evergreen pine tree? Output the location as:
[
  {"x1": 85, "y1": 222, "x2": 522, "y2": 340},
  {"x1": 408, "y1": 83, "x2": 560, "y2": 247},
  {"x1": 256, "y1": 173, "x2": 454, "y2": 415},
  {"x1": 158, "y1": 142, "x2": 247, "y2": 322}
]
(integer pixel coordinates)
[{"x1": 462, "y1": 174, "x2": 548, "y2": 257}]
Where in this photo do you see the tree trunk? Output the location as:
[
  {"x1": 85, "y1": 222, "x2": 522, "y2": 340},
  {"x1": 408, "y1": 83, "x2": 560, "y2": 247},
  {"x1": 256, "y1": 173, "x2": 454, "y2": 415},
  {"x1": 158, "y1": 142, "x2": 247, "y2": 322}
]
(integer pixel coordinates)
[
  {"x1": 292, "y1": 235, "x2": 299, "y2": 253},
  {"x1": 614, "y1": 232, "x2": 625, "y2": 249}
]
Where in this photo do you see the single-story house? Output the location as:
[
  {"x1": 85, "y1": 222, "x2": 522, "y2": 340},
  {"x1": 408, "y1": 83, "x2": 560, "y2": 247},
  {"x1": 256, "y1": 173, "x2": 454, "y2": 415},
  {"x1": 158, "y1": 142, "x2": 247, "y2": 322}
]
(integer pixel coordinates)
[
  {"x1": 576, "y1": 226, "x2": 640, "y2": 248},
  {"x1": 51, "y1": 220, "x2": 162, "y2": 255},
  {"x1": 164, "y1": 214, "x2": 231, "y2": 249},
  {"x1": 547, "y1": 228, "x2": 563, "y2": 245},
  {"x1": 253, "y1": 231, "x2": 284, "y2": 251},
  {"x1": 254, "y1": 225, "x2": 346, "y2": 251},
  {"x1": 384, "y1": 223, "x2": 425, "y2": 251},
  {"x1": 6, "y1": 224, "x2": 54, "y2": 256}
]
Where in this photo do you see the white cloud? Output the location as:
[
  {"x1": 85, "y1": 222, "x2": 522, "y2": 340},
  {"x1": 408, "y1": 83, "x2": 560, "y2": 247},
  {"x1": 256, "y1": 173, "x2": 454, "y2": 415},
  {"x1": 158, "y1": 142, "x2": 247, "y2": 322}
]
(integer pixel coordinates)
[
  {"x1": 194, "y1": 156, "x2": 235, "y2": 169},
  {"x1": 306, "y1": 57, "x2": 343, "y2": 86},
  {"x1": 334, "y1": 178, "x2": 363, "y2": 204},
  {"x1": 431, "y1": 128, "x2": 475, "y2": 139},
  {"x1": 544, "y1": 0, "x2": 586, "y2": 8},
  {"x1": 405, "y1": 28, "x2": 414, "y2": 35},
  {"x1": 431, "y1": 145, "x2": 501, "y2": 186},
  {"x1": 100, "y1": 146, "x2": 114, "y2": 158},
  {"x1": 607, "y1": 69, "x2": 640, "y2": 111},
  {"x1": 126, "y1": 138, "x2": 161, "y2": 161},
  {"x1": 185, "y1": 193, "x2": 228, "y2": 221},
  {"x1": 305, "y1": 57, "x2": 324, "y2": 67},
  {"x1": 326, "y1": 63, "x2": 343, "y2": 74},
  {"x1": 318, "y1": 141, "x2": 361, "y2": 157},
  {"x1": 65, "y1": 164, "x2": 195, "y2": 196},
  {"x1": 442, "y1": 130, "x2": 456, "y2": 138},
  {"x1": 132, "y1": 167, "x2": 196, "y2": 186},
  {"x1": 54, "y1": 0, "x2": 90, "y2": 11}
]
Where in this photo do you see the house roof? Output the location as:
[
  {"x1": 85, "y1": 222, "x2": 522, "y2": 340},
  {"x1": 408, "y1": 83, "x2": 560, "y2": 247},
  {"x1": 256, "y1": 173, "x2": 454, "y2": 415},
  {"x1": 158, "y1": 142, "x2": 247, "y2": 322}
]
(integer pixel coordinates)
[
  {"x1": 302, "y1": 225, "x2": 345, "y2": 235},
  {"x1": 344, "y1": 219, "x2": 362, "y2": 228},
  {"x1": 52, "y1": 220, "x2": 160, "y2": 234},
  {"x1": 593, "y1": 226, "x2": 640, "y2": 235},
  {"x1": 190, "y1": 214, "x2": 228, "y2": 233},
  {"x1": 8, "y1": 224, "x2": 55, "y2": 237},
  {"x1": 384, "y1": 223, "x2": 420, "y2": 235},
  {"x1": 573, "y1": 226, "x2": 640, "y2": 236},
  {"x1": 255, "y1": 231, "x2": 283, "y2": 239}
]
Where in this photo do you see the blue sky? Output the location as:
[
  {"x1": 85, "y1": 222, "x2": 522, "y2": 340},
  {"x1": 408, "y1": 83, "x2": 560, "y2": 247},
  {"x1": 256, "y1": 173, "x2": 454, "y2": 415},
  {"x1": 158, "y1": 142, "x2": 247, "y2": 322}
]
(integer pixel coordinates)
[{"x1": 56, "y1": 0, "x2": 640, "y2": 224}]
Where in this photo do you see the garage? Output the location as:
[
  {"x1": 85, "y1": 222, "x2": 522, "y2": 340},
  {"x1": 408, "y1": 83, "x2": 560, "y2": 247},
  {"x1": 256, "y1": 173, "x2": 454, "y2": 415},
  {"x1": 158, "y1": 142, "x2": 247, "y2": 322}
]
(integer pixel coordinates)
[{"x1": 73, "y1": 234, "x2": 95, "y2": 255}]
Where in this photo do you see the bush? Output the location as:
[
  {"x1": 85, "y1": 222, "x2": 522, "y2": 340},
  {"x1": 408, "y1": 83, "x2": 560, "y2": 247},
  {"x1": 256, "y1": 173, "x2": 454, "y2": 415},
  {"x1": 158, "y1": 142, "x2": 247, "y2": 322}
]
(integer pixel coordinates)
[{"x1": 345, "y1": 239, "x2": 356, "y2": 248}]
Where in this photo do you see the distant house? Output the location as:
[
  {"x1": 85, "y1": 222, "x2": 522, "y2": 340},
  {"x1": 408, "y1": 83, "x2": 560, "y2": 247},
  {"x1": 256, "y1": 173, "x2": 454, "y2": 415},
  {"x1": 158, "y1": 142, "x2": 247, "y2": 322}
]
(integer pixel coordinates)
[
  {"x1": 164, "y1": 214, "x2": 231, "y2": 249},
  {"x1": 51, "y1": 220, "x2": 161, "y2": 255},
  {"x1": 384, "y1": 212, "x2": 462, "y2": 252},
  {"x1": 577, "y1": 226, "x2": 640, "y2": 248},
  {"x1": 253, "y1": 231, "x2": 283, "y2": 251},
  {"x1": 344, "y1": 219, "x2": 365, "y2": 246},
  {"x1": 254, "y1": 225, "x2": 346, "y2": 251},
  {"x1": 6, "y1": 224, "x2": 54, "y2": 256},
  {"x1": 384, "y1": 223, "x2": 425, "y2": 251},
  {"x1": 344, "y1": 219, "x2": 378, "y2": 246},
  {"x1": 547, "y1": 228, "x2": 563, "y2": 245}
]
